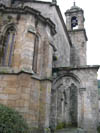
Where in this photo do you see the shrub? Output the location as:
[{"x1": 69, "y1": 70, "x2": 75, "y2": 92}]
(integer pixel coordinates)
[
  {"x1": 97, "y1": 125, "x2": 100, "y2": 133},
  {"x1": 0, "y1": 104, "x2": 29, "y2": 133}
]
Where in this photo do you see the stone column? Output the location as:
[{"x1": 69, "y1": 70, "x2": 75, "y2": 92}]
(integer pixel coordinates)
[
  {"x1": 38, "y1": 80, "x2": 52, "y2": 131},
  {"x1": 38, "y1": 37, "x2": 53, "y2": 131},
  {"x1": 78, "y1": 88, "x2": 86, "y2": 128},
  {"x1": 70, "y1": 83, "x2": 78, "y2": 126}
]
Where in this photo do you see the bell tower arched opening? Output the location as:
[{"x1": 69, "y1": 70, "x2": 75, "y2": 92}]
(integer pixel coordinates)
[{"x1": 71, "y1": 16, "x2": 78, "y2": 30}]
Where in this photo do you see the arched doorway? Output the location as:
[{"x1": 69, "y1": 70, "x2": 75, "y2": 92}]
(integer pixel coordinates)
[{"x1": 50, "y1": 73, "x2": 81, "y2": 128}]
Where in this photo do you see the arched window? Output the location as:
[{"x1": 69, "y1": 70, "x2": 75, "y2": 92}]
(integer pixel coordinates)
[
  {"x1": 1, "y1": 26, "x2": 16, "y2": 66},
  {"x1": 71, "y1": 16, "x2": 78, "y2": 30},
  {"x1": 32, "y1": 35, "x2": 39, "y2": 73}
]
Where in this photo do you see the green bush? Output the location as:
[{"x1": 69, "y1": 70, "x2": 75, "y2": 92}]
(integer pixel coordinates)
[
  {"x1": 97, "y1": 125, "x2": 100, "y2": 133},
  {"x1": 0, "y1": 104, "x2": 29, "y2": 133}
]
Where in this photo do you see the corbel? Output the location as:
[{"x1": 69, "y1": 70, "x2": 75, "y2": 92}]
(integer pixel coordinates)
[{"x1": 28, "y1": 25, "x2": 37, "y2": 35}]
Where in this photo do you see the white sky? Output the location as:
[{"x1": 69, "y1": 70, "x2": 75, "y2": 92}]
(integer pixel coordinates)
[
  {"x1": 41, "y1": 0, "x2": 100, "y2": 79},
  {"x1": 58, "y1": 0, "x2": 100, "y2": 79}
]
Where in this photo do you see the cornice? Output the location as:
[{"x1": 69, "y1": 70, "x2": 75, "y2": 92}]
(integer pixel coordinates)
[
  {"x1": 0, "y1": 67, "x2": 53, "y2": 81},
  {"x1": 0, "y1": 4, "x2": 56, "y2": 35},
  {"x1": 68, "y1": 28, "x2": 88, "y2": 41},
  {"x1": 53, "y1": 65, "x2": 100, "y2": 72},
  {"x1": 13, "y1": 1, "x2": 72, "y2": 46},
  {"x1": 13, "y1": 0, "x2": 52, "y2": 5},
  {"x1": 65, "y1": 9, "x2": 84, "y2": 15}
]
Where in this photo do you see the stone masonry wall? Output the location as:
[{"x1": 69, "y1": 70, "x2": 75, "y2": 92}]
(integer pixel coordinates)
[
  {"x1": 0, "y1": 73, "x2": 40, "y2": 127},
  {"x1": 0, "y1": 11, "x2": 54, "y2": 75},
  {"x1": 0, "y1": 8, "x2": 54, "y2": 129},
  {"x1": 73, "y1": 68, "x2": 99, "y2": 133},
  {"x1": 50, "y1": 73, "x2": 80, "y2": 127},
  {"x1": 13, "y1": 1, "x2": 71, "y2": 67},
  {"x1": 51, "y1": 67, "x2": 99, "y2": 133},
  {"x1": 69, "y1": 31, "x2": 87, "y2": 66},
  {"x1": 0, "y1": 72, "x2": 52, "y2": 128}
]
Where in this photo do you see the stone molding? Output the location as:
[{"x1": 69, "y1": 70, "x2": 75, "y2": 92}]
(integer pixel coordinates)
[
  {"x1": 13, "y1": 0, "x2": 52, "y2": 4},
  {"x1": 53, "y1": 71, "x2": 81, "y2": 85},
  {"x1": 68, "y1": 28, "x2": 88, "y2": 41},
  {"x1": 0, "y1": 4, "x2": 56, "y2": 35},
  {"x1": 52, "y1": 65, "x2": 100, "y2": 85},
  {"x1": 13, "y1": 0, "x2": 73, "y2": 47},
  {"x1": 53, "y1": 65, "x2": 100, "y2": 72},
  {"x1": 65, "y1": 8, "x2": 84, "y2": 15},
  {"x1": 0, "y1": 67, "x2": 52, "y2": 81}
]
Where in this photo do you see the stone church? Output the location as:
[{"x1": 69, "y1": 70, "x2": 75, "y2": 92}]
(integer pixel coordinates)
[{"x1": 0, "y1": 0, "x2": 99, "y2": 133}]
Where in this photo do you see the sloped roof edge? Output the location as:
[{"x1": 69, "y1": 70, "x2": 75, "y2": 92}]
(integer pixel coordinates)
[
  {"x1": 13, "y1": 0, "x2": 52, "y2": 5},
  {"x1": 54, "y1": 5, "x2": 72, "y2": 47}
]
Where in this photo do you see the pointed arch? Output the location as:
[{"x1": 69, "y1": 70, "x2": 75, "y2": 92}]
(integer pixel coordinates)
[
  {"x1": 53, "y1": 72, "x2": 82, "y2": 86},
  {"x1": 71, "y1": 16, "x2": 78, "y2": 30},
  {"x1": 32, "y1": 33, "x2": 41, "y2": 73},
  {"x1": 0, "y1": 24, "x2": 16, "y2": 66},
  {"x1": 32, "y1": 34, "x2": 39, "y2": 73}
]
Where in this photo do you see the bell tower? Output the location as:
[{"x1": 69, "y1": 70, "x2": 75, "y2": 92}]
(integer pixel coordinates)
[{"x1": 65, "y1": 3, "x2": 88, "y2": 66}]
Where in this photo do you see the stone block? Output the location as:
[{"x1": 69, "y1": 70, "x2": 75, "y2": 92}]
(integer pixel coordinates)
[
  {"x1": 0, "y1": 94, "x2": 8, "y2": 100},
  {"x1": 16, "y1": 99, "x2": 26, "y2": 107},
  {"x1": 21, "y1": 93, "x2": 30, "y2": 100},
  {"x1": 4, "y1": 88, "x2": 17, "y2": 94},
  {"x1": 7, "y1": 100, "x2": 16, "y2": 107}
]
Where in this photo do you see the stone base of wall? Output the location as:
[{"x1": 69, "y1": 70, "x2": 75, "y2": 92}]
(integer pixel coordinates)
[
  {"x1": 30, "y1": 128, "x2": 51, "y2": 133},
  {"x1": 30, "y1": 129, "x2": 43, "y2": 133},
  {"x1": 55, "y1": 128, "x2": 87, "y2": 133}
]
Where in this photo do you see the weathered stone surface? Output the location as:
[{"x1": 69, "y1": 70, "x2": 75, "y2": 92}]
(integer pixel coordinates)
[
  {"x1": 51, "y1": 66, "x2": 99, "y2": 133},
  {"x1": 13, "y1": 1, "x2": 71, "y2": 67},
  {"x1": 55, "y1": 128, "x2": 86, "y2": 133},
  {"x1": 0, "y1": 1, "x2": 99, "y2": 133},
  {"x1": 0, "y1": 0, "x2": 11, "y2": 6},
  {"x1": 65, "y1": 6, "x2": 87, "y2": 66}
]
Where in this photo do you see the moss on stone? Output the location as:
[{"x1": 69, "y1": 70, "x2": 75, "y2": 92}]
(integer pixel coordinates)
[
  {"x1": 44, "y1": 128, "x2": 51, "y2": 133},
  {"x1": 56, "y1": 122, "x2": 77, "y2": 130}
]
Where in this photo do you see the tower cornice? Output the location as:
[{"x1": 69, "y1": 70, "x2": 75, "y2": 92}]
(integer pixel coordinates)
[
  {"x1": 68, "y1": 29, "x2": 88, "y2": 41},
  {"x1": 65, "y1": 9, "x2": 84, "y2": 16}
]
